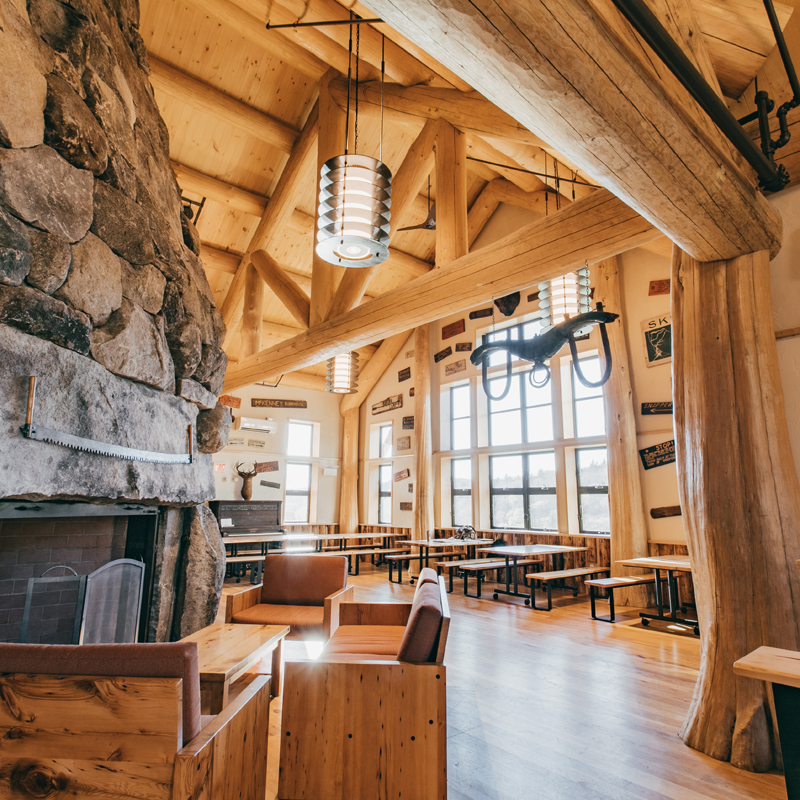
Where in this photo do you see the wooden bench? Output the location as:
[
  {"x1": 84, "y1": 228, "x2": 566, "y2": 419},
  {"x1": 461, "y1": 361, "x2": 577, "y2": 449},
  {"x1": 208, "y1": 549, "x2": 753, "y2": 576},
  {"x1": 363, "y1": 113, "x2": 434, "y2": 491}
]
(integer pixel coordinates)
[
  {"x1": 387, "y1": 551, "x2": 463, "y2": 584},
  {"x1": 585, "y1": 574, "x2": 663, "y2": 622},
  {"x1": 526, "y1": 566, "x2": 610, "y2": 610},
  {"x1": 446, "y1": 558, "x2": 542, "y2": 598},
  {"x1": 316, "y1": 547, "x2": 410, "y2": 575}
]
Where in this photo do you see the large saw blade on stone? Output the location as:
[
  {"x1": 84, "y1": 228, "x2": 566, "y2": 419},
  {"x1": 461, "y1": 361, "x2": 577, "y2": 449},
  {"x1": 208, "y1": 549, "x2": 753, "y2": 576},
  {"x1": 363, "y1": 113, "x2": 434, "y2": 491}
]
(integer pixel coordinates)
[{"x1": 21, "y1": 423, "x2": 193, "y2": 465}]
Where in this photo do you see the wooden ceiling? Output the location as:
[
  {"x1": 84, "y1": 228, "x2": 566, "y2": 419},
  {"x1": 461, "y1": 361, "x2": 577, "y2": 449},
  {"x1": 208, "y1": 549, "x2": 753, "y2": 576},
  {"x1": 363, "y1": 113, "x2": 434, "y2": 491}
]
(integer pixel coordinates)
[{"x1": 138, "y1": 0, "x2": 793, "y2": 390}]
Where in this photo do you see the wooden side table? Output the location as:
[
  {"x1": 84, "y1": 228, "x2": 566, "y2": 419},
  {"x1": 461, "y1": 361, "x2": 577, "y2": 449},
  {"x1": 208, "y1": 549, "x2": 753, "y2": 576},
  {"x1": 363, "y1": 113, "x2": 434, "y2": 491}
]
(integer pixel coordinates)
[{"x1": 182, "y1": 622, "x2": 290, "y2": 713}]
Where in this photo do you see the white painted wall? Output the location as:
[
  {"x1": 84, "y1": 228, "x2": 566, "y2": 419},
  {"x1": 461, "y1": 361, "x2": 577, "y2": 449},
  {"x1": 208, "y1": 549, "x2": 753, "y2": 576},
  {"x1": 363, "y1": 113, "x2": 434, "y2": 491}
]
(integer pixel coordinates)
[{"x1": 211, "y1": 382, "x2": 342, "y2": 524}]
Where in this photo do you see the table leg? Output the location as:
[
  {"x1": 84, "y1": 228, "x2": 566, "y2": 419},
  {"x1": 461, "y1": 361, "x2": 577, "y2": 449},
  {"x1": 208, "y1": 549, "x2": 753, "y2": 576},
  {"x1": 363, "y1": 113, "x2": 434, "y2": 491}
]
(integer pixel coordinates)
[
  {"x1": 271, "y1": 640, "x2": 284, "y2": 699},
  {"x1": 207, "y1": 681, "x2": 227, "y2": 715},
  {"x1": 513, "y1": 556, "x2": 519, "y2": 595},
  {"x1": 653, "y1": 568, "x2": 664, "y2": 615},
  {"x1": 505, "y1": 556, "x2": 512, "y2": 594}
]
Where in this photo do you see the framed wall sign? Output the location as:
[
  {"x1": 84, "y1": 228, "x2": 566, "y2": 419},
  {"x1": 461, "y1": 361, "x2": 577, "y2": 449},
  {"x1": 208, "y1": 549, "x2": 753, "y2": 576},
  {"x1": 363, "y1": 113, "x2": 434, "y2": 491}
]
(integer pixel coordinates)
[
  {"x1": 639, "y1": 440, "x2": 676, "y2": 470},
  {"x1": 398, "y1": 366, "x2": 411, "y2": 382},
  {"x1": 641, "y1": 402, "x2": 673, "y2": 415},
  {"x1": 399, "y1": 502, "x2": 413, "y2": 511},
  {"x1": 372, "y1": 394, "x2": 403, "y2": 415},
  {"x1": 442, "y1": 319, "x2": 465, "y2": 340},
  {"x1": 642, "y1": 314, "x2": 672, "y2": 368},
  {"x1": 402, "y1": 416, "x2": 414, "y2": 430},
  {"x1": 648, "y1": 279, "x2": 670, "y2": 296},
  {"x1": 434, "y1": 346, "x2": 452, "y2": 363}
]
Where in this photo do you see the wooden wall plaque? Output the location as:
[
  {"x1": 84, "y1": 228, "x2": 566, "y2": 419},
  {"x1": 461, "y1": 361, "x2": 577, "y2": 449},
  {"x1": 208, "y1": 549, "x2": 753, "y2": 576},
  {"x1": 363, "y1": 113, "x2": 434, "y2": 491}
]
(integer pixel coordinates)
[
  {"x1": 399, "y1": 502, "x2": 413, "y2": 511},
  {"x1": 254, "y1": 461, "x2": 279, "y2": 473},
  {"x1": 397, "y1": 435, "x2": 411, "y2": 451},
  {"x1": 434, "y1": 346, "x2": 452, "y2": 363},
  {"x1": 398, "y1": 367, "x2": 411, "y2": 382},
  {"x1": 260, "y1": 480, "x2": 281, "y2": 489},
  {"x1": 442, "y1": 319, "x2": 465, "y2": 339},
  {"x1": 469, "y1": 307, "x2": 493, "y2": 320},
  {"x1": 394, "y1": 468, "x2": 410, "y2": 482},
  {"x1": 409, "y1": 387, "x2": 415, "y2": 397},
  {"x1": 648, "y1": 279, "x2": 670, "y2": 296},
  {"x1": 650, "y1": 505, "x2": 681, "y2": 518},
  {"x1": 402, "y1": 416, "x2": 414, "y2": 430},
  {"x1": 372, "y1": 394, "x2": 403, "y2": 415},
  {"x1": 445, "y1": 359, "x2": 466, "y2": 376},
  {"x1": 455, "y1": 342, "x2": 472, "y2": 352},
  {"x1": 219, "y1": 395, "x2": 241, "y2": 408},
  {"x1": 641, "y1": 402, "x2": 673, "y2": 415},
  {"x1": 639, "y1": 440, "x2": 676, "y2": 470},
  {"x1": 252, "y1": 398, "x2": 307, "y2": 409}
]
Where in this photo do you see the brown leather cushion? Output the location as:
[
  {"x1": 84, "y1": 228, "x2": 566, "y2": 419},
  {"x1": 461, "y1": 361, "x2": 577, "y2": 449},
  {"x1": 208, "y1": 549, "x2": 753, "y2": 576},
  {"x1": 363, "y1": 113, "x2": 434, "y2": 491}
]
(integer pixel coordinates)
[
  {"x1": 233, "y1": 603, "x2": 325, "y2": 638},
  {"x1": 0, "y1": 642, "x2": 201, "y2": 745},
  {"x1": 321, "y1": 625, "x2": 406, "y2": 658},
  {"x1": 260, "y1": 554, "x2": 347, "y2": 606},
  {"x1": 397, "y1": 582, "x2": 442, "y2": 663},
  {"x1": 417, "y1": 567, "x2": 439, "y2": 586}
]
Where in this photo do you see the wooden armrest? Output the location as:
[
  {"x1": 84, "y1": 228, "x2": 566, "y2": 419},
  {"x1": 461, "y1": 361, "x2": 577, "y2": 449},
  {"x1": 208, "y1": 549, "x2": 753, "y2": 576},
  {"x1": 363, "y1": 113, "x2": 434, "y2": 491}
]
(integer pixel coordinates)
[
  {"x1": 224, "y1": 584, "x2": 262, "y2": 623},
  {"x1": 339, "y1": 601, "x2": 413, "y2": 627},
  {"x1": 324, "y1": 585, "x2": 355, "y2": 640},
  {"x1": 174, "y1": 675, "x2": 271, "y2": 798}
]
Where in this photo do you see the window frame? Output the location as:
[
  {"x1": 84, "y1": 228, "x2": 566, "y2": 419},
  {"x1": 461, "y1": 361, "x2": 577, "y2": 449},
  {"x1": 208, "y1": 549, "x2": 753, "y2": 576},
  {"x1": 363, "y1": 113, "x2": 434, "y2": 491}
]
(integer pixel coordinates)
[
  {"x1": 378, "y1": 422, "x2": 393, "y2": 459},
  {"x1": 450, "y1": 457, "x2": 472, "y2": 527},
  {"x1": 571, "y1": 355, "x2": 606, "y2": 439},
  {"x1": 286, "y1": 420, "x2": 314, "y2": 457},
  {"x1": 450, "y1": 384, "x2": 471, "y2": 451},
  {"x1": 487, "y1": 373, "x2": 554, "y2": 447},
  {"x1": 575, "y1": 445, "x2": 610, "y2": 534},
  {"x1": 284, "y1": 461, "x2": 312, "y2": 523},
  {"x1": 488, "y1": 451, "x2": 558, "y2": 532},
  {"x1": 378, "y1": 463, "x2": 392, "y2": 525}
]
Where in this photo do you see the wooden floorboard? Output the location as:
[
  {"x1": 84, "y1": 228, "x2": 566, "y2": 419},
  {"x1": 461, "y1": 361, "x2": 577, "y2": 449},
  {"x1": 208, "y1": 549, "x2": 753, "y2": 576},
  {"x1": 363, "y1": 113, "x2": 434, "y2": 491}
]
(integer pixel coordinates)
[{"x1": 221, "y1": 565, "x2": 785, "y2": 799}]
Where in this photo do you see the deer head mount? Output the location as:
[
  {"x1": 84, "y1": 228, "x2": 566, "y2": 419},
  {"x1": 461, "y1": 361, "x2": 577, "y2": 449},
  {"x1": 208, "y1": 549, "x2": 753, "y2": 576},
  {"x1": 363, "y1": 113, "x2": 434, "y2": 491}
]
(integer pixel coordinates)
[{"x1": 235, "y1": 462, "x2": 257, "y2": 501}]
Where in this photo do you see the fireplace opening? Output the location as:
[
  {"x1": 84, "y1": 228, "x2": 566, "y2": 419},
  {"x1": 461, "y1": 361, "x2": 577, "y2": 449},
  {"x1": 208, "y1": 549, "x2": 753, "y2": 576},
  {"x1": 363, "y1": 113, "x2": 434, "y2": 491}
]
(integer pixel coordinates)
[{"x1": 0, "y1": 502, "x2": 159, "y2": 644}]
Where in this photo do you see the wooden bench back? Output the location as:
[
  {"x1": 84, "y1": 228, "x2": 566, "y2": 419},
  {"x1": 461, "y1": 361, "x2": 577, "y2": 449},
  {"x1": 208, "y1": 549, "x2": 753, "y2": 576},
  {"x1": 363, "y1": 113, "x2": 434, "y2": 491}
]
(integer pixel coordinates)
[
  {"x1": 435, "y1": 576, "x2": 450, "y2": 664},
  {"x1": 0, "y1": 673, "x2": 183, "y2": 798}
]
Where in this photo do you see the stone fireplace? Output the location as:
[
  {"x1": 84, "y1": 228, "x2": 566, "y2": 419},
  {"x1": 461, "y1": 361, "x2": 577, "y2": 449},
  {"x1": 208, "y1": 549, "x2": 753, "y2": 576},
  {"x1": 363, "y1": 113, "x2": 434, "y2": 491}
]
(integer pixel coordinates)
[{"x1": 0, "y1": 0, "x2": 230, "y2": 638}]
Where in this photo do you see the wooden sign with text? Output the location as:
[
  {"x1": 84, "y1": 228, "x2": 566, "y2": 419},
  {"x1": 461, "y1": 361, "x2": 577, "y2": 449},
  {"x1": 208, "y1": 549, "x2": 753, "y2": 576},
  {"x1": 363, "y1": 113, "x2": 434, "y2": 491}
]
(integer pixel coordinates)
[
  {"x1": 394, "y1": 468, "x2": 410, "y2": 482},
  {"x1": 397, "y1": 435, "x2": 411, "y2": 451},
  {"x1": 442, "y1": 319, "x2": 466, "y2": 340},
  {"x1": 648, "y1": 279, "x2": 670, "y2": 296},
  {"x1": 252, "y1": 398, "x2": 307, "y2": 409},
  {"x1": 639, "y1": 440, "x2": 675, "y2": 470},
  {"x1": 641, "y1": 402, "x2": 673, "y2": 415},
  {"x1": 372, "y1": 394, "x2": 403, "y2": 415},
  {"x1": 398, "y1": 367, "x2": 411, "y2": 382},
  {"x1": 402, "y1": 416, "x2": 414, "y2": 430},
  {"x1": 469, "y1": 307, "x2": 493, "y2": 320},
  {"x1": 434, "y1": 346, "x2": 452, "y2": 363},
  {"x1": 254, "y1": 461, "x2": 279, "y2": 473},
  {"x1": 445, "y1": 359, "x2": 467, "y2": 376},
  {"x1": 455, "y1": 342, "x2": 472, "y2": 352},
  {"x1": 400, "y1": 502, "x2": 413, "y2": 511},
  {"x1": 219, "y1": 395, "x2": 241, "y2": 409},
  {"x1": 650, "y1": 505, "x2": 681, "y2": 518},
  {"x1": 260, "y1": 480, "x2": 281, "y2": 489},
  {"x1": 409, "y1": 387, "x2": 415, "y2": 397}
]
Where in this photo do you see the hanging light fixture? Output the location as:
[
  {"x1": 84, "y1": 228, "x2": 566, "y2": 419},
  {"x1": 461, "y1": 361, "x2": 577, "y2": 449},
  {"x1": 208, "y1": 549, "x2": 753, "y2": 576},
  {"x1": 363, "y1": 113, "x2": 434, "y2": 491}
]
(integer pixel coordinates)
[
  {"x1": 537, "y1": 266, "x2": 591, "y2": 332},
  {"x1": 326, "y1": 352, "x2": 360, "y2": 394},
  {"x1": 316, "y1": 23, "x2": 392, "y2": 268}
]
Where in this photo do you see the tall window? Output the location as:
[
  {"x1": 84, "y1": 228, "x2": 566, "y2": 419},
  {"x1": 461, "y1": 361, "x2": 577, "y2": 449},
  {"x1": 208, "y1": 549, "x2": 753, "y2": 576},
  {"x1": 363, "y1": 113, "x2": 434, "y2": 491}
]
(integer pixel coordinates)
[
  {"x1": 451, "y1": 458, "x2": 472, "y2": 526},
  {"x1": 489, "y1": 452, "x2": 557, "y2": 531},
  {"x1": 487, "y1": 374, "x2": 553, "y2": 446},
  {"x1": 576, "y1": 447, "x2": 610, "y2": 532},
  {"x1": 285, "y1": 462, "x2": 312, "y2": 523},
  {"x1": 379, "y1": 422, "x2": 392, "y2": 458},
  {"x1": 450, "y1": 385, "x2": 471, "y2": 450},
  {"x1": 378, "y1": 464, "x2": 392, "y2": 524},
  {"x1": 573, "y1": 356, "x2": 606, "y2": 437},
  {"x1": 287, "y1": 421, "x2": 313, "y2": 456}
]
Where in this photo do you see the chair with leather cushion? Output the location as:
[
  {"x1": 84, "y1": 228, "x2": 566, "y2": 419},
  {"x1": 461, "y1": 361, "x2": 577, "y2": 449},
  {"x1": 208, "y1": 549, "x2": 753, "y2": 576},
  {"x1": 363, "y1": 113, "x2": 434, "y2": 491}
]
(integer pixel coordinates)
[{"x1": 225, "y1": 554, "x2": 353, "y2": 640}]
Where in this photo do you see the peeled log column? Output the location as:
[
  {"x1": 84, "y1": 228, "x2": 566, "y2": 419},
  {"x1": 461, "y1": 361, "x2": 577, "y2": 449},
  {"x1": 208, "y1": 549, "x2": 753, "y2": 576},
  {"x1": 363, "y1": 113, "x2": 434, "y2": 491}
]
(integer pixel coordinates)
[
  {"x1": 672, "y1": 247, "x2": 800, "y2": 771},
  {"x1": 338, "y1": 408, "x2": 359, "y2": 534},
  {"x1": 413, "y1": 324, "x2": 434, "y2": 540},
  {"x1": 594, "y1": 256, "x2": 650, "y2": 607}
]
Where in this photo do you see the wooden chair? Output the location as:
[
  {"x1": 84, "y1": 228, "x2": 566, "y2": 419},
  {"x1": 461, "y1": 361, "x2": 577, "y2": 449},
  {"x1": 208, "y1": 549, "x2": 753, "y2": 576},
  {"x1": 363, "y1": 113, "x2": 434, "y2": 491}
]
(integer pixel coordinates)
[
  {"x1": 278, "y1": 569, "x2": 449, "y2": 800},
  {"x1": 225, "y1": 553, "x2": 353, "y2": 640},
  {"x1": 0, "y1": 642, "x2": 270, "y2": 800}
]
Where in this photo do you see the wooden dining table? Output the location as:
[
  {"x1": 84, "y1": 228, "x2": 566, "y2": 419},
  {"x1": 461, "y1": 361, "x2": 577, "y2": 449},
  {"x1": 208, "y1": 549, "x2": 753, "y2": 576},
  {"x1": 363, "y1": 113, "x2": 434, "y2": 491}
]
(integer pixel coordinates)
[
  {"x1": 477, "y1": 544, "x2": 589, "y2": 601},
  {"x1": 616, "y1": 555, "x2": 699, "y2": 634},
  {"x1": 406, "y1": 537, "x2": 495, "y2": 567}
]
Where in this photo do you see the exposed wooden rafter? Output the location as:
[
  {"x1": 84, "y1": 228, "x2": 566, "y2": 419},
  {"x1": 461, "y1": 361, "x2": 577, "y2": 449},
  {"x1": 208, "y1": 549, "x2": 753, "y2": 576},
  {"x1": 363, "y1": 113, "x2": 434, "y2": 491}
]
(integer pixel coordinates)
[{"x1": 251, "y1": 250, "x2": 311, "y2": 329}]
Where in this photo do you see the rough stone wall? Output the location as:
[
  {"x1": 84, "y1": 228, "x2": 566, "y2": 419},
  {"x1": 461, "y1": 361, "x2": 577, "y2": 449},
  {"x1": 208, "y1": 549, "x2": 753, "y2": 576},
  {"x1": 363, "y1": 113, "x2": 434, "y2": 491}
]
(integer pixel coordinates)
[{"x1": 0, "y1": 0, "x2": 230, "y2": 502}]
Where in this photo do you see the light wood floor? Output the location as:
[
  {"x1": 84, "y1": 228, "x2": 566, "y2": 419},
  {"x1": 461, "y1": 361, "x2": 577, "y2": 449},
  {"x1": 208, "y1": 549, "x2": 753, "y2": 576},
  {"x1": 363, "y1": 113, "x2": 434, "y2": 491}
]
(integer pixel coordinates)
[{"x1": 222, "y1": 565, "x2": 786, "y2": 800}]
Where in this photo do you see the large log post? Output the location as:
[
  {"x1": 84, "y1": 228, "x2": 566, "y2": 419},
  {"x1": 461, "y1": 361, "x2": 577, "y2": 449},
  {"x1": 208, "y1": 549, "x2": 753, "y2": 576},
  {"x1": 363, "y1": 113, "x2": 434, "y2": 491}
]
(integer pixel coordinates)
[
  {"x1": 241, "y1": 264, "x2": 265, "y2": 359},
  {"x1": 413, "y1": 324, "x2": 435, "y2": 540},
  {"x1": 338, "y1": 408, "x2": 359, "y2": 534},
  {"x1": 672, "y1": 247, "x2": 800, "y2": 770},
  {"x1": 593, "y1": 257, "x2": 651, "y2": 606}
]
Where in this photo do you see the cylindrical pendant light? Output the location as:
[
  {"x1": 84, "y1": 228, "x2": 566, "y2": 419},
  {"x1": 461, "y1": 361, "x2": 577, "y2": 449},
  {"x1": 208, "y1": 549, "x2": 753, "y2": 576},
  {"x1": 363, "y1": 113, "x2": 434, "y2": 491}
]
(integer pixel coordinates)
[
  {"x1": 537, "y1": 266, "x2": 591, "y2": 333},
  {"x1": 326, "y1": 352, "x2": 360, "y2": 393},
  {"x1": 316, "y1": 154, "x2": 392, "y2": 268}
]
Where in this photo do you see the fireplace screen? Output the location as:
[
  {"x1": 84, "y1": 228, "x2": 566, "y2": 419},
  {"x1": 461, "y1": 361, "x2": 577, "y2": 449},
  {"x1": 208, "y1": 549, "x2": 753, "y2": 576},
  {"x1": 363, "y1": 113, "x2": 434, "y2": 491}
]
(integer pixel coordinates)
[
  {"x1": 19, "y1": 559, "x2": 145, "y2": 644},
  {"x1": 80, "y1": 559, "x2": 145, "y2": 644}
]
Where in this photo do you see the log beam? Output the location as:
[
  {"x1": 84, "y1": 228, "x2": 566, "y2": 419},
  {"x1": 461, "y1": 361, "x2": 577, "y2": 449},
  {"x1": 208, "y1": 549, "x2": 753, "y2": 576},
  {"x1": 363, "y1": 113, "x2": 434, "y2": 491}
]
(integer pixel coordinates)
[
  {"x1": 220, "y1": 101, "x2": 318, "y2": 348},
  {"x1": 223, "y1": 189, "x2": 661, "y2": 391},
  {"x1": 250, "y1": 250, "x2": 311, "y2": 329},
  {"x1": 435, "y1": 120, "x2": 468, "y2": 266},
  {"x1": 148, "y1": 57, "x2": 298, "y2": 153},
  {"x1": 362, "y1": 0, "x2": 782, "y2": 262},
  {"x1": 673, "y1": 247, "x2": 800, "y2": 770},
  {"x1": 413, "y1": 324, "x2": 434, "y2": 540},
  {"x1": 241, "y1": 264, "x2": 265, "y2": 359},
  {"x1": 339, "y1": 408, "x2": 360, "y2": 532}
]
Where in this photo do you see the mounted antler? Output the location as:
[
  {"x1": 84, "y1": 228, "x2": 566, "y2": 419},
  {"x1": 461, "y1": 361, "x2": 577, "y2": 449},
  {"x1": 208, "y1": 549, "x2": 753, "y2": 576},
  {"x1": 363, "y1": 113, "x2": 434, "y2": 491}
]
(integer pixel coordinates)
[{"x1": 235, "y1": 462, "x2": 258, "y2": 501}]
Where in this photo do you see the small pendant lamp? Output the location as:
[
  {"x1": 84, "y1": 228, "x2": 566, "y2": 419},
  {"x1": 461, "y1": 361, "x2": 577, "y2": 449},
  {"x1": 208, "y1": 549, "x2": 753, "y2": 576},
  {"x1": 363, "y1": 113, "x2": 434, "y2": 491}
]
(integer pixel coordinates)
[
  {"x1": 316, "y1": 24, "x2": 392, "y2": 268},
  {"x1": 326, "y1": 352, "x2": 360, "y2": 394},
  {"x1": 537, "y1": 266, "x2": 591, "y2": 333}
]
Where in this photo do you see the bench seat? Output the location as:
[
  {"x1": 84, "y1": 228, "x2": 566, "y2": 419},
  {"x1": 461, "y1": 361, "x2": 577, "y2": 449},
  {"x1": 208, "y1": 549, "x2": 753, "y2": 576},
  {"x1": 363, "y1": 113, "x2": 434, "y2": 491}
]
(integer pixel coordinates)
[
  {"x1": 387, "y1": 551, "x2": 462, "y2": 583},
  {"x1": 232, "y1": 603, "x2": 324, "y2": 636},
  {"x1": 441, "y1": 557, "x2": 542, "y2": 597},
  {"x1": 526, "y1": 566, "x2": 611, "y2": 610},
  {"x1": 585, "y1": 574, "x2": 661, "y2": 623},
  {"x1": 315, "y1": 547, "x2": 409, "y2": 575}
]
